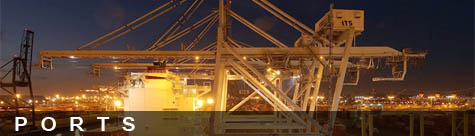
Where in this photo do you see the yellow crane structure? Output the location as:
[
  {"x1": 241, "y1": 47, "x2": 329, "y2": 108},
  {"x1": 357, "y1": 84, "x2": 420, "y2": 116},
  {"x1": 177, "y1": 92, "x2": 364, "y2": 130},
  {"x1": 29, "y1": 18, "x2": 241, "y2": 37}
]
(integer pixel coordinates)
[{"x1": 39, "y1": 0, "x2": 426, "y2": 135}]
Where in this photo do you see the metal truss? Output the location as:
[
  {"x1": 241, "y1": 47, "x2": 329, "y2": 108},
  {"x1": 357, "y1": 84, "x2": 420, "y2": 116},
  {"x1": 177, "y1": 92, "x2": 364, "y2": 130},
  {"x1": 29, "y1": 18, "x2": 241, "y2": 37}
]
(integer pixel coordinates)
[{"x1": 38, "y1": 0, "x2": 427, "y2": 135}]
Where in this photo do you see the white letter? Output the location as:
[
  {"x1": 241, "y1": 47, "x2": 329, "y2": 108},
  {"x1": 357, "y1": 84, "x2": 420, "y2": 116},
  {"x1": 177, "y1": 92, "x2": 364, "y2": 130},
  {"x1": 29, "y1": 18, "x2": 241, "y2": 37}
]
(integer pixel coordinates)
[
  {"x1": 15, "y1": 117, "x2": 27, "y2": 131},
  {"x1": 70, "y1": 117, "x2": 84, "y2": 131},
  {"x1": 122, "y1": 117, "x2": 135, "y2": 131},
  {"x1": 97, "y1": 117, "x2": 109, "y2": 131},
  {"x1": 41, "y1": 117, "x2": 56, "y2": 131}
]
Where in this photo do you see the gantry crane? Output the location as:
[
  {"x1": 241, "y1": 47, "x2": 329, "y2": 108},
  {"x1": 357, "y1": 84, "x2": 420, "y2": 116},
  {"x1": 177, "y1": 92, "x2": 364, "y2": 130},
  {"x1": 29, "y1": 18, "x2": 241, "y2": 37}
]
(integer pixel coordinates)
[
  {"x1": 39, "y1": 0, "x2": 426, "y2": 135},
  {"x1": 1, "y1": 29, "x2": 36, "y2": 128}
]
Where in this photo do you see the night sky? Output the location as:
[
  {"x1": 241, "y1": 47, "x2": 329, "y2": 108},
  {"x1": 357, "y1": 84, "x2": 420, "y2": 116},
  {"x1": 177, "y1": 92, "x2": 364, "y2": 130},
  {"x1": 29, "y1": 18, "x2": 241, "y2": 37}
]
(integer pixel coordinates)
[{"x1": 0, "y1": 0, "x2": 473, "y2": 96}]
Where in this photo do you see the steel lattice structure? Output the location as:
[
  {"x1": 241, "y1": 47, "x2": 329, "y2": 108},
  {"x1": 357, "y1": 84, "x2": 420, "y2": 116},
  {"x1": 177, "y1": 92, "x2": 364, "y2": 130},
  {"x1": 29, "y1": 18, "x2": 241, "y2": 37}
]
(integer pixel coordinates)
[{"x1": 39, "y1": 0, "x2": 426, "y2": 135}]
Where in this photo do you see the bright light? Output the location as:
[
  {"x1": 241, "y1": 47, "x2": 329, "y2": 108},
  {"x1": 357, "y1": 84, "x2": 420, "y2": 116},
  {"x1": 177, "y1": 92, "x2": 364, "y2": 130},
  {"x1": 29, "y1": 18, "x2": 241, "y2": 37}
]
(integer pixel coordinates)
[
  {"x1": 184, "y1": 77, "x2": 188, "y2": 82},
  {"x1": 69, "y1": 56, "x2": 76, "y2": 59},
  {"x1": 266, "y1": 67, "x2": 272, "y2": 72},
  {"x1": 207, "y1": 98, "x2": 214, "y2": 104},
  {"x1": 197, "y1": 100, "x2": 204, "y2": 107},
  {"x1": 0, "y1": 101, "x2": 3, "y2": 104},
  {"x1": 184, "y1": 89, "x2": 188, "y2": 92},
  {"x1": 82, "y1": 94, "x2": 86, "y2": 99},
  {"x1": 114, "y1": 66, "x2": 119, "y2": 70},
  {"x1": 450, "y1": 94, "x2": 457, "y2": 98},
  {"x1": 195, "y1": 56, "x2": 200, "y2": 60},
  {"x1": 387, "y1": 96, "x2": 395, "y2": 100},
  {"x1": 364, "y1": 96, "x2": 373, "y2": 100},
  {"x1": 192, "y1": 89, "x2": 197, "y2": 93},
  {"x1": 243, "y1": 56, "x2": 247, "y2": 60},
  {"x1": 114, "y1": 100, "x2": 122, "y2": 107},
  {"x1": 55, "y1": 94, "x2": 60, "y2": 99},
  {"x1": 15, "y1": 94, "x2": 21, "y2": 99},
  {"x1": 319, "y1": 56, "x2": 324, "y2": 60},
  {"x1": 276, "y1": 70, "x2": 281, "y2": 75},
  {"x1": 28, "y1": 99, "x2": 32, "y2": 103},
  {"x1": 75, "y1": 101, "x2": 78, "y2": 105},
  {"x1": 427, "y1": 96, "x2": 435, "y2": 99}
]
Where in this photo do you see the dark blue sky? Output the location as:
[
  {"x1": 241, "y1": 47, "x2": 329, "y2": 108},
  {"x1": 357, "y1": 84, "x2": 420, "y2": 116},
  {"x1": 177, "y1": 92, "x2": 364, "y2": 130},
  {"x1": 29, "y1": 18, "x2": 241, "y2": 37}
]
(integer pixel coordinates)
[{"x1": 0, "y1": 0, "x2": 473, "y2": 96}]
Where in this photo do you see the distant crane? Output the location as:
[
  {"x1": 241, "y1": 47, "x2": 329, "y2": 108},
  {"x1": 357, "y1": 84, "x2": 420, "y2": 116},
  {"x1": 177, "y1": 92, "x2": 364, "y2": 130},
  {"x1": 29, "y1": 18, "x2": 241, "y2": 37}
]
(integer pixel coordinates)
[{"x1": 0, "y1": 29, "x2": 36, "y2": 128}]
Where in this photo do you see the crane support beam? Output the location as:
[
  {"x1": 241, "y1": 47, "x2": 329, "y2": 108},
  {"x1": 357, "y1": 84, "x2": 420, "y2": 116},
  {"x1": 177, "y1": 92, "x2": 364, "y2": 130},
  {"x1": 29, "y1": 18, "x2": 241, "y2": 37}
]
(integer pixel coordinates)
[
  {"x1": 328, "y1": 29, "x2": 355, "y2": 135},
  {"x1": 253, "y1": 0, "x2": 314, "y2": 35},
  {"x1": 88, "y1": 0, "x2": 187, "y2": 50},
  {"x1": 149, "y1": 0, "x2": 204, "y2": 50},
  {"x1": 228, "y1": 9, "x2": 288, "y2": 48},
  {"x1": 91, "y1": 60, "x2": 353, "y2": 72},
  {"x1": 92, "y1": 63, "x2": 215, "y2": 69},
  {"x1": 40, "y1": 46, "x2": 426, "y2": 60},
  {"x1": 77, "y1": 0, "x2": 180, "y2": 50}
]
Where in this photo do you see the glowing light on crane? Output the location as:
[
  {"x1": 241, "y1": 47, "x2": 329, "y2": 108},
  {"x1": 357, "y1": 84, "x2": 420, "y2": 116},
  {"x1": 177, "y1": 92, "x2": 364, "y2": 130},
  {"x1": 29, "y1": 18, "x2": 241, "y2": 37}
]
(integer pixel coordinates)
[
  {"x1": 207, "y1": 98, "x2": 214, "y2": 104},
  {"x1": 197, "y1": 100, "x2": 204, "y2": 107},
  {"x1": 114, "y1": 100, "x2": 122, "y2": 107}
]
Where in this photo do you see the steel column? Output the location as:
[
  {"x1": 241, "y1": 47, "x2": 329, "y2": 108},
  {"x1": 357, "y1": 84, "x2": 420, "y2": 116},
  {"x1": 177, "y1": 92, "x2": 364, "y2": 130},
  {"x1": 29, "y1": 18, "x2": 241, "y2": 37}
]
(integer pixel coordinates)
[
  {"x1": 302, "y1": 59, "x2": 317, "y2": 110},
  {"x1": 328, "y1": 29, "x2": 355, "y2": 135},
  {"x1": 212, "y1": 0, "x2": 227, "y2": 134},
  {"x1": 309, "y1": 62, "x2": 324, "y2": 115}
]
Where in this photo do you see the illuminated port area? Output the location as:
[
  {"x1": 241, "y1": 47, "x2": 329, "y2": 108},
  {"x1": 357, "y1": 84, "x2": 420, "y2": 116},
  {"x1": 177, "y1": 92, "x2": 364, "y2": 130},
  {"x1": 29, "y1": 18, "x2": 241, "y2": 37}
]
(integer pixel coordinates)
[
  {"x1": 0, "y1": 0, "x2": 473, "y2": 136},
  {"x1": 3, "y1": 92, "x2": 471, "y2": 112}
]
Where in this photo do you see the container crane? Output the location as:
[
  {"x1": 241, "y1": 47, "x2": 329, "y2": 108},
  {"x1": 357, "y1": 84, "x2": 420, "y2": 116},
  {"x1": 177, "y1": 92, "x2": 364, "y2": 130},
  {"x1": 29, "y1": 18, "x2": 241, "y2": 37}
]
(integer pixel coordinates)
[{"x1": 38, "y1": 0, "x2": 426, "y2": 135}]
